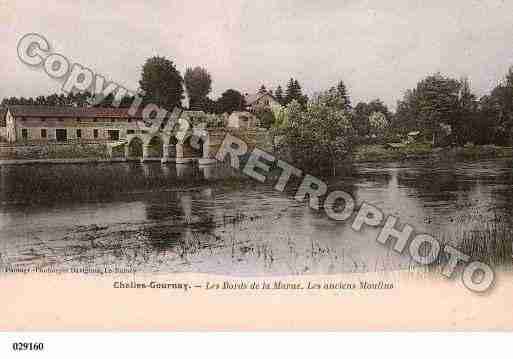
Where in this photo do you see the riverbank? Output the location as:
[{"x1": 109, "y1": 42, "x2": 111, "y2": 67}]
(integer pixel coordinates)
[{"x1": 353, "y1": 143, "x2": 513, "y2": 163}]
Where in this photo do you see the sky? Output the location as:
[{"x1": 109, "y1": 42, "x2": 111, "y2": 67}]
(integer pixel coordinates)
[{"x1": 1, "y1": 0, "x2": 513, "y2": 110}]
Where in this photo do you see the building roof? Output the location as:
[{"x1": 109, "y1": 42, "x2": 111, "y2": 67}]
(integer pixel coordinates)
[
  {"x1": 244, "y1": 92, "x2": 278, "y2": 106},
  {"x1": 6, "y1": 105, "x2": 145, "y2": 119}
]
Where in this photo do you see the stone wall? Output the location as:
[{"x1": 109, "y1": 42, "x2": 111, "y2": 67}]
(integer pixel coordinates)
[{"x1": 0, "y1": 143, "x2": 110, "y2": 160}]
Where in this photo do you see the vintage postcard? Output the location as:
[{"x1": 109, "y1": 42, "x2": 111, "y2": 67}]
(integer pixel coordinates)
[{"x1": 1, "y1": 0, "x2": 512, "y2": 335}]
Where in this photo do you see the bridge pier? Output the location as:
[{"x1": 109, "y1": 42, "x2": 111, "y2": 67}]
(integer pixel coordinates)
[
  {"x1": 161, "y1": 144, "x2": 170, "y2": 163},
  {"x1": 124, "y1": 144, "x2": 130, "y2": 160},
  {"x1": 141, "y1": 144, "x2": 150, "y2": 163}
]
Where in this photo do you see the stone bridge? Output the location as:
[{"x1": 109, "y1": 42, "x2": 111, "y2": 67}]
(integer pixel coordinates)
[{"x1": 110, "y1": 128, "x2": 235, "y2": 165}]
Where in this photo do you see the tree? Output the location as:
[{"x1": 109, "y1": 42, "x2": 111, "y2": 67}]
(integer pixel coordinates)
[
  {"x1": 454, "y1": 77, "x2": 479, "y2": 144},
  {"x1": 258, "y1": 85, "x2": 267, "y2": 94},
  {"x1": 1, "y1": 92, "x2": 96, "y2": 107},
  {"x1": 278, "y1": 88, "x2": 355, "y2": 175},
  {"x1": 93, "y1": 92, "x2": 135, "y2": 108},
  {"x1": 335, "y1": 80, "x2": 351, "y2": 111},
  {"x1": 415, "y1": 73, "x2": 461, "y2": 145},
  {"x1": 216, "y1": 89, "x2": 245, "y2": 114},
  {"x1": 393, "y1": 73, "x2": 461, "y2": 145},
  {"x1": 482, "y1": 66, "x2": 513, "y2": 145},
  {"x1": 184, "y1": 66, "x2": 212, "y2": 111},
  {"x1": 393, "y1": 89, "x2": 421, "y2": 134},
  {"x1": 275, "y1": 85, "x2": 284, "y2": 104},
  {"x1": 368, "y1": 111, "x2": 388, "y2": 138},
  {"x1": 318, "y1": 81, "x2": 354, "y2": 113},
  {"x1": 284, "y1": 78, "x2": 308, "y2": 107},
  {"x1": 254, "y1": 107, "x2": 275, "y2": 129},
  {"x1": 351, "y1": 99, "x2": 390, "y2": 138},
  {"x1": 139, "y1": 56, "x2": 184, "y2": 110}
]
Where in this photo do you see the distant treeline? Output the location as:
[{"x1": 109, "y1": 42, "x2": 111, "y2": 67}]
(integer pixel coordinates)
[{"x1": 3, "y1": 54, "x2": 513, "y2": 146}]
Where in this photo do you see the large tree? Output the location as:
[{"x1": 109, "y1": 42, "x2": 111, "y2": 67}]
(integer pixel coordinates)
[
  {"x1": 416, "y1": 73, "x2": 461, "y2": 144},
  {"x1": 352, "y1": 99, "x2": 390, "y2": 138},
  {"x1": 393, "y1": 73, "x2": 461, "y2": 145},
  {"x1": 216, "y1": 89, "x2": 245, "y2": 114},
  {"x1": 454, "y1": 77, "x2": 479, "y2": 145},
  {"x1": 278, "y1": 89, "x2": 355, "y2": 175},
  {"x1": 284, "y1": 78, "x2": 307, "y2": 107},
  {"x1": 184, "y1": 66, "x2": 212, "y2": 111},
  {"x1": 481, "y1": 67, "x2": 513, "y2": 145},
  {"x1": 139, "y1": 56, "x2": 184, "y2": 110},
  {"x1": 274, "y1": 85, "x2": 284, "y2": 105},
  {"x1": 335, "y1": 80, "x2": 351, "y2": 111}
]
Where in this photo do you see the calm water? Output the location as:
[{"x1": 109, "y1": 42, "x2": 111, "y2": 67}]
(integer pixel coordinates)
[{"x1": 1, "y1": 159, "x2": 512, "y2": 275}]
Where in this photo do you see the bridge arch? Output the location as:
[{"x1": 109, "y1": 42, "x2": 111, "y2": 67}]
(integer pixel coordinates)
[
  {"x1": 180, "y1": 134, "x2": 205, "y2": 158},
  {"x1": 146, "y1": 135, "x2": 163, "y2": 158},
  {"x1": 127, "y1": 137, "x2": 144, "y2": 159}
]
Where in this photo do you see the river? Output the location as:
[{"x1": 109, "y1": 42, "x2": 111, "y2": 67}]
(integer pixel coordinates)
[{"x1": 1, "y1": 158, "x2": 512, "y2": 275}]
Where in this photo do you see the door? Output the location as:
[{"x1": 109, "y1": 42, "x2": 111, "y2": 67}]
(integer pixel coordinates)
[{"x1": 56, "y1": 129, "x2": 67, "y2": 142}]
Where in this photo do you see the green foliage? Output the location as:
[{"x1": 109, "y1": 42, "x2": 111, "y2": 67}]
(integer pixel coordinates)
[
  {"x1": 277, "y1": 89, "x2": 355, "y2": 175},
  {"x1": 392, "y1": 68, "x2": 513, "y2": 146},
  {"x1": 352, "y1": 99, "x2": 390, "y2": 139},
  {"x1": 284, "y1": 78, "x2": 308, "y2": 107},
  {"x1": 139, "y1": 56, "x2": 184, "y2": 110},
  {"x1": 216, "y1": 89, "x2": 246, "y2": 114},
  {"x1": 271, "y1": 105, "x2": 289, "y2": 129},
  {"x1": 334, "y1": 80, "x2": 351, "y2": 111},
  {"x1": 184, "y1": 66, "x2": 212, "y2": 111},
  {"x1": 368, "y1": 111, "x2": 388, "y2": 135},
  {"x1": 416, "y1": 74, "x2": 461, "y2": 133},
  {"x1": 353, "y1": 143, "x2": 513, "y2": 162},
  {"x1": 1, "y1": 91, "x2": 136, "y2": 108},
  {"x1": 254, "y1": 107, "x2": 275, "y2": 129},
  {"x1": 393, "y1": 73, "x2": 462, "y2": 144},
  {"x1": 274, "y1": 85, "x2": 284, "y2": 105}
]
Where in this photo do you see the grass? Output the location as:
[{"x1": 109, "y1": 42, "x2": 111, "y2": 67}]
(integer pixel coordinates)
[
  {"x1": 353, "y1": 142, "x2": 433, "y2": 162},
  {"x1": 428, "y1": 217, "x2": 513, "y2": 275},
  {"x1": 353, "y1": 143, "x2": 513, "y2": 163}
]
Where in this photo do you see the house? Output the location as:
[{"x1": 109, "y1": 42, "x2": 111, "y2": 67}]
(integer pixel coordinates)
[
  {"x1": 244, "y1": 92, "x2": 282, "y2": 113},
  {"x1": 0, "y1": 105, "x2": 150, "y2": 144},
  {"x1": 227, "y1": 111, "x2": 260, "y2": 129}
]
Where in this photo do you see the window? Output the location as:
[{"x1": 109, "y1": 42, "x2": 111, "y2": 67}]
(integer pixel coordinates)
[
  {"x1": 41, "y1": 129, "x2": 47, "y2": 138},
  {"x1": 56, "y1": 129, "x2": 67, "y2": 142},
  {"x1": 93, "y1": 129, "x2": 99, "y2": 138},
  {"x1": 108, "y1": 130, "x2": 119, "y2": 141},
  {"x1": 21, "y1": 128, "x2": 28, "y2": 140},
  {"x1": 76, "y1": 129, "x2": 82, "y2": 138},
  {"x1": 127, "y1": 118, "x2": 132, "y2": 123},
  {"x1": 127, "y1": 130, "x2": 135, "y2": 134}
]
